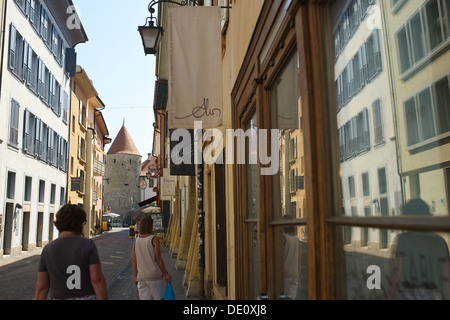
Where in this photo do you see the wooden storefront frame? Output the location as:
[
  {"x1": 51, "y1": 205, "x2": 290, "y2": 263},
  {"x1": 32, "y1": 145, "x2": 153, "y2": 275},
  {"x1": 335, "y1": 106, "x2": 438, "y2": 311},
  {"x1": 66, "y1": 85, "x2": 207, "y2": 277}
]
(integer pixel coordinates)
[{"x1": 231, "y1": 0, "x2": 450, "y2": 300}]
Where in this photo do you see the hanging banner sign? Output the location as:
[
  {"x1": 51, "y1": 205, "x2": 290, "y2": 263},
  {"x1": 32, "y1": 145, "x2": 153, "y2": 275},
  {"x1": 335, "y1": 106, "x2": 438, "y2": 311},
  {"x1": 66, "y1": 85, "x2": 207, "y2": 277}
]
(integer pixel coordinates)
[
  {"x1": 160, "y1": 168, "x2": 176, "y2": 200},
  {"x1": 168, "y1": 6, "x2": 223, "y2": 129}
]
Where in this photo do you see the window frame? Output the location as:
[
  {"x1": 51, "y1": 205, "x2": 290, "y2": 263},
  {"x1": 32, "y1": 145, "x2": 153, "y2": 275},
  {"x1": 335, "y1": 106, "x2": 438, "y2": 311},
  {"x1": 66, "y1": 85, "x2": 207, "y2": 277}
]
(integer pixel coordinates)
[{"x1": 231, "y1": 0, "x2": 450, "y2": 300}]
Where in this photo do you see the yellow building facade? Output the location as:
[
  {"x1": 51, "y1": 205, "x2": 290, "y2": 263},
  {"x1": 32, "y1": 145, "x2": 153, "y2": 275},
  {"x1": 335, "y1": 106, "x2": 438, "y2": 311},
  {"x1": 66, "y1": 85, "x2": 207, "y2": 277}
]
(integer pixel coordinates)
[{"x1": 68, "y1": 66, "x2": 109, "y2": 237}]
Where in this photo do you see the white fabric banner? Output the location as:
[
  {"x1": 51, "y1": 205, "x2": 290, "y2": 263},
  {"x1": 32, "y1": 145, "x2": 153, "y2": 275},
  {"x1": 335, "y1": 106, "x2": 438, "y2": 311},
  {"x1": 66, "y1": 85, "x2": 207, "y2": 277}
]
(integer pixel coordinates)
[{"x1": 168, "y1": 6, "x2": 223, "y2": 129}]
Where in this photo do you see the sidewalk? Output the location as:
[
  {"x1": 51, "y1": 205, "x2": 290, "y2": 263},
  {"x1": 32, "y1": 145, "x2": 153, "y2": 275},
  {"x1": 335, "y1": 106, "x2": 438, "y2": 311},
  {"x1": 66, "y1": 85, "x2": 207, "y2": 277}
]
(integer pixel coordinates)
[{"x1": 161, "y1": 247, "x2": 190, "y2": 300}]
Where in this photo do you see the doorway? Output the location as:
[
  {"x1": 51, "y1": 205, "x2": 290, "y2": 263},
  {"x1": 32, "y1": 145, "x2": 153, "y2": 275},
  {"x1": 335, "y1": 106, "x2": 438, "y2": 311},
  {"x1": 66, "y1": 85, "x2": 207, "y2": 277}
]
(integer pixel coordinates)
[
  {"x1": 36, "y1": 212, "x2": 43, "y2": 247},
  {"x1": 22, "y1": 211, "x2": 30, "y2": 250},
  {"x1": 3, "y1": 203, "x2": 14, "y2": 254},
  {"x1": 215, "y1": 162, "x2": 227, "y2": 289}
]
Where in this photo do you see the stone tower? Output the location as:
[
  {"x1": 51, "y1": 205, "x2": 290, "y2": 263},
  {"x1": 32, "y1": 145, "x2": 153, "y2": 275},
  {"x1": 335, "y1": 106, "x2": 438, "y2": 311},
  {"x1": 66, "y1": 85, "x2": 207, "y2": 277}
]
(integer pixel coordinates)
[{"x1": 104, "y1": 125, "x2": 142, "y2": 223}]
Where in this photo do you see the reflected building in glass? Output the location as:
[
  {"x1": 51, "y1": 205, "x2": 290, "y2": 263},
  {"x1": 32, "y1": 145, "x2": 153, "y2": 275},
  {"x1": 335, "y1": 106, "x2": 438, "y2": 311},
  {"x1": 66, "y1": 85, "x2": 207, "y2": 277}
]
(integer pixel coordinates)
[
  {"x1": 382, "y1": 0, "x2": 450, "y2": 217},
  {"x1": 333, "y1": 0, "x2": 403, "y2": 250}
]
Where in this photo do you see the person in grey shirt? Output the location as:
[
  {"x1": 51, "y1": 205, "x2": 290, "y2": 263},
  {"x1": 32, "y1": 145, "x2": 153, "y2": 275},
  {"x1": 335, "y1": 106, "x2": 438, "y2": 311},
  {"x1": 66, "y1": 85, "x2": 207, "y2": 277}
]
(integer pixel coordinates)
[{"x1": 35, "y1": 204, "x2": 107, "y2": 300}]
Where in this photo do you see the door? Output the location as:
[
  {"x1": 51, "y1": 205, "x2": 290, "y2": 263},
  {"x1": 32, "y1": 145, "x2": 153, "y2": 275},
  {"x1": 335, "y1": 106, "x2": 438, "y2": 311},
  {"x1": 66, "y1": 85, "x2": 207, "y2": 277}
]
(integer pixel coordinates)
[
  {"x1": 3, "y1": 204, "x2": 14, "y2": 254},
  {"x1": 215, "y1": 161, "x2": 227, "y2": 288},
  {"x1": 36, "y1": 212, "x2": 43, "y2": 247},
  {"x1": 22, "y1": 211, "x2": 30, "y2": 250}
]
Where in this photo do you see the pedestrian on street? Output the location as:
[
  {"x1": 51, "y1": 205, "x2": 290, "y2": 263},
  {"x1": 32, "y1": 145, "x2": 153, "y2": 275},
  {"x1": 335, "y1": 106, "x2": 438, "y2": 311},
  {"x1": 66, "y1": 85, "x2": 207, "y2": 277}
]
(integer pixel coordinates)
[
  {"x1": 132, "y1": 216, "x2": 172, "y2": 300},
  {"x1": 35, "y1": 204, "x2": 108, "y2": 300}
]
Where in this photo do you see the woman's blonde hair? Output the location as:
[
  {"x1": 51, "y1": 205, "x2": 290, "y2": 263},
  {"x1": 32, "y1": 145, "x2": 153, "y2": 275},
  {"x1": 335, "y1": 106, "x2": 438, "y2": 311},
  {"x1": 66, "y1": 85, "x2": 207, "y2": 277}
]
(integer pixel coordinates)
[{"x1": 138, "y1": 216, "x2": 154, "y2": 235}]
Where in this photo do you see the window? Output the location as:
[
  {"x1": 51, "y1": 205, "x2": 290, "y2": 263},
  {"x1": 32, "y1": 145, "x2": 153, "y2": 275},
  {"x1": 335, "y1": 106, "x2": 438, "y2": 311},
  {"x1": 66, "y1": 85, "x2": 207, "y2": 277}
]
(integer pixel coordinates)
[
  {"x1": 78, "y1": 136, "x2": 86, "y2": 162},
  {"x1": 50, "y1": 183, "x2": 56, "y2": 204},
  {"x1": 339, "y1": 108, "x2": 370, "y2": 161},
  {"x1": 79, "y1": 102, "x2": 87, "y2": 128},
  {"x1": 62, "y1": 92, "x2": 69, "y2": 123},
  {"x1": 403, "y1": 76, "x2": 449, "y2": 147},
  {"x1": 38, "y1": 179, "x2": 45, "y2": 203},
  {"x1": 29, "y1": 0, "x2": 40, "y2": 30},
  {"x1": 6, "y1": 171, "x2": 16, "y2": 199},
  {"x1": 378, "y1": 167, "x2": 388, "y2": 195},
  {"x1": 37, "y1": 58, "x2": 45, "y2": 98},
  {"x1": 24, "y1": 176, "x2": 32, "y2": 202},
  {"x1": 60, "y1": 187, "x2": 66, "y2": 206},
  {"x1": 434, "y1": 76, "x2": 450, "y2": 134},
  {"x1": 23, "y1": 109, "x2": 36, "y2": 154},
  {"x1": 335, "y1": 30, "x2": 381, "y2": 109},
  {"x1": 78, "y1": 169, "x2": 85, "y2": 194},
  {"x1": 373, "y1": 99, "x2": 384, "y2": 144},
  {"x1": 362, "y1": 172, "x2": 370, "y2": 196},
  {"x1": 8, "y1": 24, "x2": 24, "y2": 78},
  {"x1": 366, "y1": 29, "x2": 382, "y2": 79},
  {"x1": 397, "y1": 0, "x2": 449, "y2": 74},
  {"x1": 348, "y1": 175, "x2": 356, "y2": 198},
  {"x1": 9, "y1": 99, "x2": 20, "y2": 147}
]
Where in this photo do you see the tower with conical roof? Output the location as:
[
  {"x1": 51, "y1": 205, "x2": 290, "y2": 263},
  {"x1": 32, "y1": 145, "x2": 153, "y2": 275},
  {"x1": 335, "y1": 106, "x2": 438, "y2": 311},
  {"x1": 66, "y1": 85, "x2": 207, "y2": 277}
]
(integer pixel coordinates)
[{"x1": 103, "y1": 125, "x2": 142, "y2": 224}]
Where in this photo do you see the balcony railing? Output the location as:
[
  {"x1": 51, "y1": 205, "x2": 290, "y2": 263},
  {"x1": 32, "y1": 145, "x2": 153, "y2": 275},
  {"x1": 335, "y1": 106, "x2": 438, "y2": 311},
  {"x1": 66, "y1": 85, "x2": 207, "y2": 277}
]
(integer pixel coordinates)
[{"x1": 94, "y1": 159, "x2": 105, "y2": 176}]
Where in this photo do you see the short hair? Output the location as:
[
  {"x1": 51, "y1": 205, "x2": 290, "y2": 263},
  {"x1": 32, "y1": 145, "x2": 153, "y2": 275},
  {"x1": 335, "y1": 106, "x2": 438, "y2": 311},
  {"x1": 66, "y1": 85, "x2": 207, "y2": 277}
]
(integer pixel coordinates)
[
  {"x1": 401, "y1": 198, "x2": 431, "y2": 216},
  {"x1": 138, "y1": 216, "x2": 154, "y2": 235},
  {"x1": 54, "y1": 204, "x2": 87, "y2": 234}
]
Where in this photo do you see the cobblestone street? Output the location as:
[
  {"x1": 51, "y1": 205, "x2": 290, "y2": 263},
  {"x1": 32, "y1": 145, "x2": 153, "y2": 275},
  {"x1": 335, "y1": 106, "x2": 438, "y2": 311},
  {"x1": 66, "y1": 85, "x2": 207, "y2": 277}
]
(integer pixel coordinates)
[{"x1": 0, "y1": 228, "x2": 187, "y2": 300}]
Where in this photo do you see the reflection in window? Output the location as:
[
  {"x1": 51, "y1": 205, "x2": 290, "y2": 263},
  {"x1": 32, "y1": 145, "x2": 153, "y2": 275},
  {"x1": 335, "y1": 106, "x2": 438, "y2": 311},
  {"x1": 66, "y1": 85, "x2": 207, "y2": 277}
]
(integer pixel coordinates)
[
  {"x1": 340, "y1": 201, "x2": 450, "y2": 299},
  {"x1": 269, "y1": 50, "x2": 307, "y2": 300},
  {"x1": 245, "y1": 111, "x2": 258, "y2": 299},
  {"x1": 396, "y1": 0, "x2": 450, "y2": 74},
  {"x1": 331, "y1": 0, "x2": 450, "y2": 300}
]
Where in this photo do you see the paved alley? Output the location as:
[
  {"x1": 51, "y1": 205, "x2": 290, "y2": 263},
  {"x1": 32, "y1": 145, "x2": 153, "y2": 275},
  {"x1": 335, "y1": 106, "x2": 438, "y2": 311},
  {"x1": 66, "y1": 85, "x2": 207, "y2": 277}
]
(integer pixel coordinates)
[{"x1": 0, "y1": 228, "x2": 188, "y2": 300}]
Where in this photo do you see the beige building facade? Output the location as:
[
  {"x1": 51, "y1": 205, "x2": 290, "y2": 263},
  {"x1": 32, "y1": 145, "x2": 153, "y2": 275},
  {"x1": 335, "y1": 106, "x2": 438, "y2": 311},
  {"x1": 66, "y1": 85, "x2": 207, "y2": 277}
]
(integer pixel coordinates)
[{"x1": 68, "y1": 65, "x2": 110, "y2": 237}]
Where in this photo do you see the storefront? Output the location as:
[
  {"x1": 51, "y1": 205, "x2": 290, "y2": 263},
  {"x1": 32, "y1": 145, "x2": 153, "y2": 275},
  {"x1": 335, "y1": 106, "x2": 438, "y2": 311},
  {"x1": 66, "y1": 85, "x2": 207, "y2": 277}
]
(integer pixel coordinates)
[{"x1": 231, "y1": 0, "x2": 450, "y2": 300}]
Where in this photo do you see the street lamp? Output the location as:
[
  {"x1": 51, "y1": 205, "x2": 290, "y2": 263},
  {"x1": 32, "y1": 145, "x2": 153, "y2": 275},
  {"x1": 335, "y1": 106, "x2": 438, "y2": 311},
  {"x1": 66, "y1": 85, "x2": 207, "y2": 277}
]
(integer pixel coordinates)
[
  {"x1": 138, "y1": 22, "x2": 162, "y2": 55},
  {"x1": 138, "y1": 0, "x2": 198, "y2": 55}
]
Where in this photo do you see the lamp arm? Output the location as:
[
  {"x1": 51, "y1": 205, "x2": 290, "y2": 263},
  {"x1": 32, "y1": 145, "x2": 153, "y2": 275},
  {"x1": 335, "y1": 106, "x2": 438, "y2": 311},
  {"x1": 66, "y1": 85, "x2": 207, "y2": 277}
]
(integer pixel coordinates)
[{"x1": 148, "y1": 0, "x2": 196, "y2": 14}]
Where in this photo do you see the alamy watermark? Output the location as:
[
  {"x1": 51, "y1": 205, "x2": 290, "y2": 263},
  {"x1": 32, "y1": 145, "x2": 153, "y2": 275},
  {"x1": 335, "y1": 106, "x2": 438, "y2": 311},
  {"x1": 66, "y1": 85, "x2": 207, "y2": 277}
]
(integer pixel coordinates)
[
  {"x1": 66, "y1": 5, "x2": 82, "y2": 30},
  {"x1": 171, "y1": 121, "x2": 281, "y2": 176}
]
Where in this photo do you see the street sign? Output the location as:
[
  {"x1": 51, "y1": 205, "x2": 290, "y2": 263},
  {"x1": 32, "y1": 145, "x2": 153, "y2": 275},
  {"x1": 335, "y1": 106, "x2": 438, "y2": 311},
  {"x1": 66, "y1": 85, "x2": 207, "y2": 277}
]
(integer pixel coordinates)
[{"x1": 70, "y1": 177, "x2": 81, "y2": 192}]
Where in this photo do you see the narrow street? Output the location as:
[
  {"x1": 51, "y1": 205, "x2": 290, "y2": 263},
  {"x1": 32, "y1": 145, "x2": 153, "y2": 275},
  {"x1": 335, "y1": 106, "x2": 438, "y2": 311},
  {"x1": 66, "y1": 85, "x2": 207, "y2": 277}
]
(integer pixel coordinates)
[{"x1": 0, "y1": 229, "x2": 187, "y2": 300}]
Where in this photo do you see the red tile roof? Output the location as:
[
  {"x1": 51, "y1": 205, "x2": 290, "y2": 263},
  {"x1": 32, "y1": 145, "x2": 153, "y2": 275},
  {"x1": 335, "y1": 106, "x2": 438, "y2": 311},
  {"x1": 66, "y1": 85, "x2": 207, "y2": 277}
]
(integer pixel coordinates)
[{"x1": 107, "y1": 126, "x2": 141, "y2": 156}]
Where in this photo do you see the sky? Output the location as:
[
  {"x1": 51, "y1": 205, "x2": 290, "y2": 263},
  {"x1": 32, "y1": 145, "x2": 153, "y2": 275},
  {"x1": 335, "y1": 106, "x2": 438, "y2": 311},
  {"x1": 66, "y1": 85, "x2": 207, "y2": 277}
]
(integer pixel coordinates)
[{"x1": 72, "y1": 0, "x2": 156, "y2": 159}]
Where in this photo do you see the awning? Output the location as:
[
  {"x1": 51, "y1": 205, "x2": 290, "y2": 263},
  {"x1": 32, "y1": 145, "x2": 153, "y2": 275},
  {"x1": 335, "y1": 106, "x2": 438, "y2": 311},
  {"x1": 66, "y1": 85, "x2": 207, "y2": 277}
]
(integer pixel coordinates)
[
  {"x1": 138, "y1": 195, "x2": 157, "y2": 207},
  {"x1": 103, "y1": 213, "x2": 120, "y2": 218}
]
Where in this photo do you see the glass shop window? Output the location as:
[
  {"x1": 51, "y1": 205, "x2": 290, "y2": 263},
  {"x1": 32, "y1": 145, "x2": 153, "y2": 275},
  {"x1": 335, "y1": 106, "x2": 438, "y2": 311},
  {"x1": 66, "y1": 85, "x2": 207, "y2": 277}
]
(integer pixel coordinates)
[
  {"x1": 330, "y1": 0, "x2": 450, "y2": 299},
  {"x1": 269, "y1": 50, "x2": 308, "y2": 300}
]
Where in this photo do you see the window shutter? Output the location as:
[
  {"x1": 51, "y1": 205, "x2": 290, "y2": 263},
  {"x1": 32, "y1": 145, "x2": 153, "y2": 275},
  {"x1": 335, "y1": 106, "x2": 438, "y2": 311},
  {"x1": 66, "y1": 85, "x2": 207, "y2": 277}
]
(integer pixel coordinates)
[
  {"x1": 23, "y1": 109, "x2": 31, "y2": 152},
  {"x1": 9, "y1": 24, "x2": 17, "y2": 71},
  {"x1": 34, "y1": 117, "x2": 39, "y2": 157}
]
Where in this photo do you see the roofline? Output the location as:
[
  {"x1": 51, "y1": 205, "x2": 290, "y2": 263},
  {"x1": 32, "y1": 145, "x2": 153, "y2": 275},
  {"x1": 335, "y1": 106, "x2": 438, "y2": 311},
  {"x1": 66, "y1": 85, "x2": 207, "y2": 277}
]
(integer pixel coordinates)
[{"x1": 43, "y1": 0, "x2": 88, "y2": 48}]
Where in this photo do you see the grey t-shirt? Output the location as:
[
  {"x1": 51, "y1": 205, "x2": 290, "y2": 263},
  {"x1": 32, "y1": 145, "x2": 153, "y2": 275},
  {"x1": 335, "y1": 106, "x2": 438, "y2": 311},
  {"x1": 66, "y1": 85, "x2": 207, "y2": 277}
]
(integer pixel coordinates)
[{"x1": 38, "y1": 236, "x2": 101, "y2": 299}]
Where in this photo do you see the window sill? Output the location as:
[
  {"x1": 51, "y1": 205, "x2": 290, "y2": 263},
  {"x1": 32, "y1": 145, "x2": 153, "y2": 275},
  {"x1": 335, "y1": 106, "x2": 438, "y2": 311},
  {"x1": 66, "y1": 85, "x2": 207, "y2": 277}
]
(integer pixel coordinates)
[
  {"x1": 407, "y1": 131, "x2": 450, "y2": 153},
  {"x1": 400, "y1": 40, "x2": 450, "y2": 82},
  {"x1": 391, "y1": 0, "x2": 408, "y2": 15}
]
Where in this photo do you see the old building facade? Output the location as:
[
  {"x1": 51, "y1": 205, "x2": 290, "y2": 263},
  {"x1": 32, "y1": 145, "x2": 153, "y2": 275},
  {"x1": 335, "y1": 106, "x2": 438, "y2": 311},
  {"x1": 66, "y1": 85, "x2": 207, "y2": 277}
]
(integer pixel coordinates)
[
  {"x1": 0, "y1": 0, "x2": 87, "y2": 257},
  {"x1": 67, "y1": 65, "x2": 110, "y2": 237}
]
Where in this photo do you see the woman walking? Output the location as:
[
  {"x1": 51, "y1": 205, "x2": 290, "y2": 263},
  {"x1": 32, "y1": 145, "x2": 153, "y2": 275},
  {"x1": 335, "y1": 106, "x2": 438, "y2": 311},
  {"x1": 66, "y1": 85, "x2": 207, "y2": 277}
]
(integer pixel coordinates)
[
  {"x1": 132, "y1": 216, "x2": 172, "y2": 300},
  {"x1": 35, "y1": 204, "x2": 107, "y2": 300}
]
